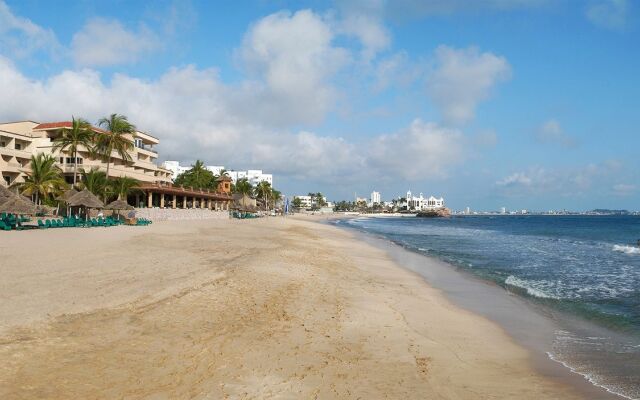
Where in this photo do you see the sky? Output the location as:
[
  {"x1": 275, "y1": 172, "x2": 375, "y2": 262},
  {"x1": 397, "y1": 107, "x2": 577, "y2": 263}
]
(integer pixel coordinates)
[{"x1": 0, "y1": 0, "x2": 638, "y2": 211}]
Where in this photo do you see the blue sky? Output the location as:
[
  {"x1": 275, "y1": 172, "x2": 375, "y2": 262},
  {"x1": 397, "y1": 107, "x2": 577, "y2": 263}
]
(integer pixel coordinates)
[{"x1": 0, "y1": 0, "x2": 638, "y2": 211}]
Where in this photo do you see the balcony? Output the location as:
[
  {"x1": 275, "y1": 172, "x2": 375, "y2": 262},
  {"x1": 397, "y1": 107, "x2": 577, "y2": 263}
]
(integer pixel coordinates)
[
  {"x1": 0, "y1": 161, "x2": 26, "y2": 173},
  {"x1": 0, "y1": 146, "x2": 32, "y2": 159}
]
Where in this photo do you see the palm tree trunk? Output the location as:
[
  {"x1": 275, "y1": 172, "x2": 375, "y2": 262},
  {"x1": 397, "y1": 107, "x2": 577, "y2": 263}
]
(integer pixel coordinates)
[
  {"x1": 35, "y1": 192, "x2": 39, "y2": 206},
  {"x1": 105, "y1": 155, "x2": 111, "y2": 202},
  {"x1": 73, "y1": 148, "x2": 78, "y2": 186}
]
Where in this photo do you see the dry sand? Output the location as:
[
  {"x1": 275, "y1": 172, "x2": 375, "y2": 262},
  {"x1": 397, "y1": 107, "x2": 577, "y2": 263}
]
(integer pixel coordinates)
[{"x1": 0, "y1": 216, "x2": 584, "y2": 399}]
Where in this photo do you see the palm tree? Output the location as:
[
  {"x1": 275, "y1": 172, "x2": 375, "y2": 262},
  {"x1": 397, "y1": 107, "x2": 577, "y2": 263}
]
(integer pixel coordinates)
[
  {"x1": 80, "y1": 167, "x2": 108, "y2": 198},
  {"x1": 96, "y1": 114, "x2": 135, "y2": 181},
  {"x1": 255, "y1": 180, "x2": 272, "y2": 211},
  {"x1": 316, "y1": 192, "x2": 326, "y2": 207},
  {"x1": 109, "y1": 176, "x2": 140, "y2": 200},
  {"x1": 52, "y1": 116, "x2": 93, "y2": 186},
  {"x1": 189, "y1": 160, "x2": 210, "y2": 188},
  {"x1": 271, "y1": 189, "x2": 282, "y2": 209},
  {"x1": 15, "y1": 153, "x2": 67, "y2": 205},
  {"x1": 234, "y1": 178, "x2": 253, "y2": 209}
]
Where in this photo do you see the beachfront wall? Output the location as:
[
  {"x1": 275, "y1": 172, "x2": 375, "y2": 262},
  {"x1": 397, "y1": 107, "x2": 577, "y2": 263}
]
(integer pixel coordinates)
[
  {"x1": 134, "y1": 207, "x2": 229, "y2": 221},
  {"x1": 135, "y1": 183, "x2": 233, "y2": 211}
]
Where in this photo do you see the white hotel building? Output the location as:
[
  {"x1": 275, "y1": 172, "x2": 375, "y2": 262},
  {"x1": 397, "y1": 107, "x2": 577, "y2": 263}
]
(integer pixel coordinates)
[
  {"x1": 404, "y1": 190, "x2": 445, "y2": 211},
  {"x1": 370, "y1": 191, "x2": 381, "y2": 206},
  {"x1": 162, "y1": 161, "x2": 273, "y2": 187}
]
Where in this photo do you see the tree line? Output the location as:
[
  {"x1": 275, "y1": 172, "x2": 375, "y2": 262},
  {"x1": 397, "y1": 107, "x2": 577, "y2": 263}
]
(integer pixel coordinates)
[{"x1": 174, "y1": 160, "x2": 282, "y2": 210}]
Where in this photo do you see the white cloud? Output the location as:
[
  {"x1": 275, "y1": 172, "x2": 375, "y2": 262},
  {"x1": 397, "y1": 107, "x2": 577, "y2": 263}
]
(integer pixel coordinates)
[
  {"x1": 586, "y1": 0, "x2": 629, "y2": 30},
  {"x1": 426, "y1": 45, "x2": 511, "y2": 125},
  {"x1": 0, "y1": 55, "x2": 469, "y2": 185},
  {"x1": 612, "y1": 183, "x2": 636, "y2": 196},
  {"x1": 473, "y1": 129, "x2": 498, "y2": 148},
  {"x1": 237, "y1": 9, "x2": 351, "y2": 126},
  {"x1": 496, "y1": 161, "x2": 623, "y2": 195},
  {"x1": 367, "y1": 119, "x2": 466, "y2": 180},
  {"x1": 372, "y1": 51, "x2": 424, "y2": 91},
  {"x1": 0, "y1": 0, "x2": 61, "y2": 59},
  {"x1": 71, "y1": 18, "x2": 161, "y2": 67},
  {"x1": 335, "y1": 0, "x2": 390, "y2": 62},
  {"x1": 535, "y1": 119, "x2": 577, "y2": 148},
  {"x1": 496, "y1": 171, "x2": 534, "y2": 187}
]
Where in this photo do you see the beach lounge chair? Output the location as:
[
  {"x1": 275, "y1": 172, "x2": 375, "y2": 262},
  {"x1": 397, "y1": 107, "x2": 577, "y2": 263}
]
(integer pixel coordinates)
[
  {"x1": 38, "y1": 220, "x2": 46, "y2": 229},
  {"x1": 0, "y1": 220, "x2": 11, "y2": 231}
]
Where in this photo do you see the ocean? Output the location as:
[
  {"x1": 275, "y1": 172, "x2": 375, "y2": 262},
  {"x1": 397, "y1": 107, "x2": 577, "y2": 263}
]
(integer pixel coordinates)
[{"x1": 335, "y1": 215, "x2": 640, "y2": 399}]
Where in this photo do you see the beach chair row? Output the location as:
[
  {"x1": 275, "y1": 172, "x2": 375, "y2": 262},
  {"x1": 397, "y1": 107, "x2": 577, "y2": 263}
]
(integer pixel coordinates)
[
  {"x1": 37, "y1": 216, "x2": 124, "y2": 229},
  {"x1": 135, "y1": 218, "x2": 152, "y2": 226},
  {"x1": 0, "y1": 214, "x2": 31, "y2": 230}
]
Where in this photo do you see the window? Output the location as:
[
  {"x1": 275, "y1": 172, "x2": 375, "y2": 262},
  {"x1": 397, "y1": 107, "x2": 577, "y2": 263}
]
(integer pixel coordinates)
[
  {"x1": 59, "y1": 157, "x2": 64, "y2": 164},
  {"x1": 64, "y1": 157, "x2": 82, "y2": 164},
  {"x1": 0, "y1": 141, "x2": 5, "y2": 147},
  {"x1": 15, "y1": 143, "x2": 21, "y2": 150},
  {"x1": 3, "y1": 175, "x2": 10, "y2": 185}
]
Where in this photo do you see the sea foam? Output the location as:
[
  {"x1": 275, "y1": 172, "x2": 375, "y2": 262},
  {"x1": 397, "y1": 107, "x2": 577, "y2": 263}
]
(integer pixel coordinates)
[
  {"x1": 613, "y1": 245, "x2": 640, "y2": 255},
  {"x1": 505, "y1": 275, "x2": 559, "y2": 299}
]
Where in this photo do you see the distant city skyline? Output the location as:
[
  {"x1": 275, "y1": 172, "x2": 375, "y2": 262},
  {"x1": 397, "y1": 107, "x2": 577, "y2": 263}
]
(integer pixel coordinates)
[{"x1": 0, "y1": 0, "x2": 638, "y2": 210}]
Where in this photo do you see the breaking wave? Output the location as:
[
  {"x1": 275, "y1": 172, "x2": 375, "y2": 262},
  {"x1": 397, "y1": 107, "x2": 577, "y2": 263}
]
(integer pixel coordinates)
[
  {"x1": 505, "y1": 275, "x2": 560, "y2": 299},
  {"x1": 613, "y1": 245, "x2": 640, "y2": 254}
]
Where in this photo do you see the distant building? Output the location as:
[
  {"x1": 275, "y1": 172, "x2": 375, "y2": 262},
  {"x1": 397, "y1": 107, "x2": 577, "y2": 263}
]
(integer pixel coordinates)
[
  {"x1": 227, "y1": 169, "x2": 273, "y2": 187},
  {"x1": 403, "y1": 190, "x2": 445, "y2": 211},
  {"x1": 293, "y1": 195, "x2": 327, "y2": 209},
  {"x1": 206, "y1": 165, "x2": 225, "y2": 176},
  {"x1": 500, "y1": 207, "x2": 507, "y2": 214},
  {"x1": 162, "y1": 161, "x2": 273, "y2": 187},
  {"x1": 370, "y1": 191, "x2": 381, "y2": 206},
  {"x1": 465, "y1": 207, "x2": 471, "y2": 215},
  {"x1": 162, "y1": 161, "x2": 191, "y2": 180}
]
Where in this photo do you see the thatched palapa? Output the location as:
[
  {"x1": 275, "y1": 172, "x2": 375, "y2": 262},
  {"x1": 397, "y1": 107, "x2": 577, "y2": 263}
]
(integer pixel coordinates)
[
  {"x1": 0, "y1": 184, "x2": 18, "y2": 205},
  {"x1": 105, "y1": 199, "x2": 134, "y2": 210},
  {"x1": 0, "y1": 196, "x2": 37, "y2": 214},
  {"x1": 67, "y1": 189, "x2": 104, "y2": 209},
  {"x1": 55, "y1": 188, "x2": 79, "y2": 202}
]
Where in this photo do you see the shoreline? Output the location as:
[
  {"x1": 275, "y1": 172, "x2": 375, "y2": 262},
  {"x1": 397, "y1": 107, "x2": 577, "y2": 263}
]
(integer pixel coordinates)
[
  {"x1": 328, "y1": 215, "x2": 629, "y2": 400},
  {"x1": 1, "y1": 217, "x2": 593, "y2": 398}
]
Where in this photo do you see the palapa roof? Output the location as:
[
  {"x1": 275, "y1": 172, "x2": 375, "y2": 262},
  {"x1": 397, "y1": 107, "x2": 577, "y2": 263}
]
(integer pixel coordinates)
[
  {"x1": 0, "y1": 196, "x2": 36, "y2": 214},
  {"x1": 104, "y1": 199, "x2": 134, "y2": 210},
  {"x1": 0, "y1": 185, "x2": 17, "y2": 205},
  {"x1": 67, "y1": 188, "x2": 104, "y2": 208},
  {"x1": 55, "y1": 188, "x2": 78, "y2": 202}
]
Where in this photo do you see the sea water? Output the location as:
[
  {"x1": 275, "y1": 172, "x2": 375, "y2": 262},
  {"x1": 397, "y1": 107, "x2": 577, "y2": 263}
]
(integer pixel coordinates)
[{"x1": 336, "y1": 215, "x2": 640, "y2": 399}]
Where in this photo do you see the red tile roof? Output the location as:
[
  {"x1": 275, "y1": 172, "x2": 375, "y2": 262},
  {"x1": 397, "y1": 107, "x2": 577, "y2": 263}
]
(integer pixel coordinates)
[
  {"x1": 33, "y1": 121, "x2": 72, "y2": 130},
  {"x1": 33, "y1": 121, "x2": 109, "y2": 134}
]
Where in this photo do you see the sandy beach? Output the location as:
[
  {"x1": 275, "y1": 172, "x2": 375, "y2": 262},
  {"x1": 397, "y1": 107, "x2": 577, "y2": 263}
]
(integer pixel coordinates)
[{"x1": 0, "y1": 216, "x2": 584, "y2": 399}]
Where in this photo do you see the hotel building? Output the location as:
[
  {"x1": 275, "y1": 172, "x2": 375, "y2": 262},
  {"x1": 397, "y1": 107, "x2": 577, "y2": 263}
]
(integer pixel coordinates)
[
  {"x1": 404, "y1": 190, "x2": 445, "y2": 211},
  {"x1": 0, "y1": 120, "x2": 233, "y2": 210},
  {"x1": 370, "y1": 191, "x2": 381, "y2": 206},
  {"x1": 162, "y1": 161, "x2": 273, "y2": 187}
]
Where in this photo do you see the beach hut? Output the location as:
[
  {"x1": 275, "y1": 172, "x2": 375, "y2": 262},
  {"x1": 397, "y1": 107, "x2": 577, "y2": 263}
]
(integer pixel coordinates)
[
  {"x1": 0, "y1": 196, "x2": 36, "y2": 214},
  {"x1": 0, "y1": 184, "x2": 18, "y2": 205},
  {"x1": 0, "y1": 196, "x2": 37, "y2": 229},
  {"x1": 105, "y1": 199, "x2": 134, "y2": 222},
  {"x1": 67, "y1": 189, "x2": 104, "y2": 220},
  {"x1": 55, "y1": 188, "x2": 79, "y2": 217},
  {"x1": 55, "y1": 188, "x2": 79, "y2": 202}
]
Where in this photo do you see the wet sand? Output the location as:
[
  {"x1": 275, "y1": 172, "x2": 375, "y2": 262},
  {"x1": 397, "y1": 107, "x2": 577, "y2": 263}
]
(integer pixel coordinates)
[{"x1": 0, "y1": 217, "x2": 584, "y2": 399}]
